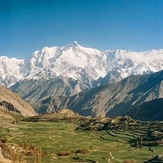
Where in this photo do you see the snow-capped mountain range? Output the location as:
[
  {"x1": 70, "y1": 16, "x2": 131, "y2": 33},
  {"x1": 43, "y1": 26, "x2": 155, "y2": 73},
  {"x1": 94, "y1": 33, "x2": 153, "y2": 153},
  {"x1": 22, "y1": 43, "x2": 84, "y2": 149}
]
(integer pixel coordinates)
[{"x1": 0, "y1": 41, "x2": 163, "y2": 88}]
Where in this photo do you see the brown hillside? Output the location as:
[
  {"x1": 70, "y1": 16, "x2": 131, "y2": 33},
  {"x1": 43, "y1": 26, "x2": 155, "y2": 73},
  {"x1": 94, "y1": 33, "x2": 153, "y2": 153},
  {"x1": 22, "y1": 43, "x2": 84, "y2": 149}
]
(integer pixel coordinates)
[{"x1": 0, "y1": 85, "x2": 36, "y2": 117}]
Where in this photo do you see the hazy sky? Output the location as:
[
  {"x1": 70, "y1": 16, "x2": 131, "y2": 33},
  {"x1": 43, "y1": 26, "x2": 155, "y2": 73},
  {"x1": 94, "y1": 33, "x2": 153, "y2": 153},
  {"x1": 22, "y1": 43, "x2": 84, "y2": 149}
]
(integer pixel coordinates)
[{"x1": 0, "y1": 0, "x2": 163, "y2": 58}]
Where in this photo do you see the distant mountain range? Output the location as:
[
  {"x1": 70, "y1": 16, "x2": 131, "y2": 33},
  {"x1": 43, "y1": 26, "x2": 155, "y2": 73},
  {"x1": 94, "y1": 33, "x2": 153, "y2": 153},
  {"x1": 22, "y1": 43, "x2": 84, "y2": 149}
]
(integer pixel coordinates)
[
  {"x1": 1, "y1": 42, "x2": 163, "y2": 88},
  {"x1": 1, "y1": 42, "x2": 163, "y2": 120}
]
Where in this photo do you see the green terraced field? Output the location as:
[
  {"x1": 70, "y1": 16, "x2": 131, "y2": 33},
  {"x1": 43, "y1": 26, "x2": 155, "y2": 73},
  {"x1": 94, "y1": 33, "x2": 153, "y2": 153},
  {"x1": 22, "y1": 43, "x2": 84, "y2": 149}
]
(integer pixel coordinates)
[{"x1": 0, "y1": 118, "x2": 162, "y2": 163}]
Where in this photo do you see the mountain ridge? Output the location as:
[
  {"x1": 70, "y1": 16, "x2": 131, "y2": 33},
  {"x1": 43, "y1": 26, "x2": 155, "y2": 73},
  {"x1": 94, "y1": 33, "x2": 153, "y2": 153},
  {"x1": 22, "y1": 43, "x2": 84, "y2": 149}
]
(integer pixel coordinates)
[
  {"x1": 66, "y1": 70, "x2": 163, "y2": 119},
  {"x1": 1, "y1": 42, "x2": 163, "y2": 88},
  {"x1": 30, "y1": 70, "x2": 163, "y2": 120}
]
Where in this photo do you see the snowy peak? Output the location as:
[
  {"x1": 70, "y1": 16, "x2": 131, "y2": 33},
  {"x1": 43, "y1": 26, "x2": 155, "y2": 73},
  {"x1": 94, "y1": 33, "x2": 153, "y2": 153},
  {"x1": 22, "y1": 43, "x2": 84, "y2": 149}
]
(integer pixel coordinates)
[
  {"x1": 30, "y1": 46, "x2": 60, "y2": 67},
  {"x1": 104, "y1": 49, "x2": 163, "y2": 78},
  {"x1": 72, "y1": 41, "x2": 79, "y2": 47},
  {"x1": 0, "y1": 56, "x2": 24, "y2": 87},
  {"x1": 0, "y1": 42, "x2": 163, "y2": 88},
  {"x1": 20, "y1": 42, "x2": 106, "y2": 83}
]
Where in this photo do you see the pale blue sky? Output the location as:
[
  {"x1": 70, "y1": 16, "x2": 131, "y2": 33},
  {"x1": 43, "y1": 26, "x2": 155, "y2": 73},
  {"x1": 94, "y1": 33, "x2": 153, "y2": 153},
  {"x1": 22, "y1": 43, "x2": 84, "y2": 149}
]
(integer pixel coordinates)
[{"x1": 0, "y1": 0, "x2": 163, "y2": 58}]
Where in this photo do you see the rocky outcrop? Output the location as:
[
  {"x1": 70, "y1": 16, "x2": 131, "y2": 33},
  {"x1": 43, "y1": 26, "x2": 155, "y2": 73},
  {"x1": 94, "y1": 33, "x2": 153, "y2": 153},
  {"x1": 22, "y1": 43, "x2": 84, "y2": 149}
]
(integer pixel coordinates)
[{"x1": 0, "y1": 101, "x2": 21, "y2": 114}]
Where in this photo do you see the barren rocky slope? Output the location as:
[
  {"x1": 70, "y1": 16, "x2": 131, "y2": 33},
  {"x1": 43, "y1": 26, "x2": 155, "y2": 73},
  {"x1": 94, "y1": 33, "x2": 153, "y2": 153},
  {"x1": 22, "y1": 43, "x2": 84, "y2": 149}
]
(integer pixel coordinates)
[{"x1": 0, "y1": 84, "x2": 36, "y2": 117}]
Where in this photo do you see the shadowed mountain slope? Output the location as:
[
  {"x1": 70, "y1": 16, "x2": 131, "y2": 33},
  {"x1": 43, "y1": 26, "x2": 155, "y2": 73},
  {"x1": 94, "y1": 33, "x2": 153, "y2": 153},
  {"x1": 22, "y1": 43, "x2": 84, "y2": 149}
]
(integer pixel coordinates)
[{"x1": 68, "y1": 70, "x2": 163, "y2": 119}]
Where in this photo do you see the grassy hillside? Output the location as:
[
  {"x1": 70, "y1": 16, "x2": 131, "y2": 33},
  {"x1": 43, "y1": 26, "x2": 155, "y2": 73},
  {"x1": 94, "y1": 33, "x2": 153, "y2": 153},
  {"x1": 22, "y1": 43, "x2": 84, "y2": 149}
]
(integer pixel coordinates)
[{"x1": 0, "y1": 117, "x2": 162, "y2": 163}]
